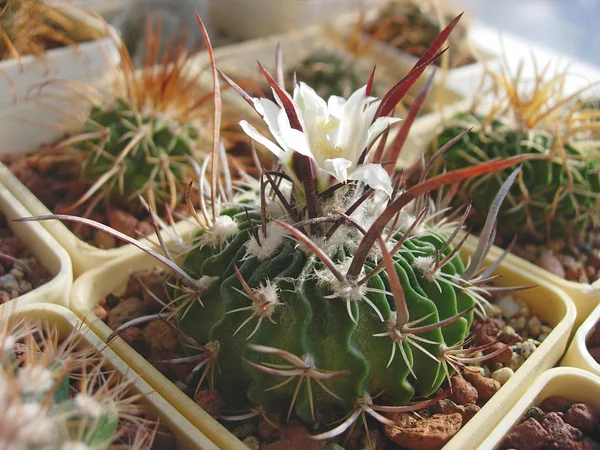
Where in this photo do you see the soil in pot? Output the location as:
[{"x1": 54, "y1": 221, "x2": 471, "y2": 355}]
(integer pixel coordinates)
[
  {"x1": 361, "y1": 0, "x2": 475, "y2": 69},
  {"x1": 0, "y1": 211, "x2": 50, "y2": 303},
  {"x1": 499, "y1": 397, "x2": 600, "y2": 449},
  {"x1": 0, "y1": 309, "x2": 178, "y2": 449},
  {"x1": 587, "y1": 321, "x2": 600, "y2": 365},
  {"x1": 96, "y1": 268, "x2": 554, "y2": 450}
]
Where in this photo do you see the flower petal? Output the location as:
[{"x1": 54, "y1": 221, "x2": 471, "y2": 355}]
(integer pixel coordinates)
[
  {"x1": 364, "y1": 117, "x2": 402, "y2": 153},
  {"x1": 324, "y1": 158, "x2": 353, "y2": 183},
  {"x1": 348, "y1": 164, "x2": 393, "y2": 197},
  {"x1": 239, "y1": 120, "x2": 286, "y2": 160}
]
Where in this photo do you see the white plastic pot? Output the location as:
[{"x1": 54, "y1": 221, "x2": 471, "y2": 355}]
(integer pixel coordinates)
[
  {"x1": 0, "y1": 179, "x2": 71, "y2": 309},
  {"x1": 5, "y1": 303, "x2": 219, "y2": 450},
  {"x1": 0, "y1": 3, "x2": 121, "y2": 154}
]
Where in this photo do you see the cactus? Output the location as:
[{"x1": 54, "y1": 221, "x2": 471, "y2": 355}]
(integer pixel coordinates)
[
  {"x1": 58, "y1": 24, "x2": 214, "y2": 213},
  {"x1": 432, "y1": 64, "x2": 600, "y2": 239},
  {"x1": 28, "y1": 14, "x2": 531, "y2": 438},
  {"x1": 0, "y1": 311, "x2": 156, "y2": 448}
]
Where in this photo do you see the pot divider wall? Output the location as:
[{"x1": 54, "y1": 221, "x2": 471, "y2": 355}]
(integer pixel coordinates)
[
  {"x1": 561, "y1": 302, "x2": 600, "y2": 377},
  {"x1": 0, "y1": 180, "x2": 71, "y2": 309},
  {"x1": 70, "y1": 236, "x2": 576, "y2": 450},
  {"x1": 6, "y1": 303, "x2": 219, "y2": 450},
  {"x1": 478, "y1": 367, "x2": 600, "y2": 449}
]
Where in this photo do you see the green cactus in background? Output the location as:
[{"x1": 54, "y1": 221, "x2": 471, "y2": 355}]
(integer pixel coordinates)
[
  {"x1": 60, "y1": 27, "x2": 212, "y2": 212},
  {"x1": 77, "y1": 98, "x2": 200, "y2": 209},
  {"x1": 0, "y1": 313, "x2": 155, "y2": 448},
  {"x1": 432, "y1": 67, "x2": 600, "y2": 239}
]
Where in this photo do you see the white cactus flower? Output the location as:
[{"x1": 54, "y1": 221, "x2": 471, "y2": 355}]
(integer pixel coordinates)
[{"x1": 239, "y1": 82, "x2": 399, "y2": 196}]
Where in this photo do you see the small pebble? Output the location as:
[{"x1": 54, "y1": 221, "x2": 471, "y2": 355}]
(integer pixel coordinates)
[
  {"x1": 0, "y1": 274, "x2": 18, "y2": 291},
  {"x1": 242, "y1": 436, "x2": 260, "y2": 450},
  {"x1": 527, "y1": 317, "x2": 542, "y2": 336},
  {"x1": 537, "y1": 253, "x2": 566, "y2": 278},
  {"x1": 491, "y1": 367, "x2": 514, "y2": 386},
  {"x1": 232, "y1": 423, "x2": 257, "y2": 440},
  {"x1": 483, "y1": 303, "x2": 502, "y2": 317},
  {"x1": 323, "y1": 444, "x2": 345, "y2": 450},
  {"x1": 508, "y1": 317, "x2": 527, "y2": 332},
  {"x1": 464, "y1": 366, "x2": 485, "y2": 376},
  {"x1": 497, "y1": 296, "x2": 521, "y2": 319}
]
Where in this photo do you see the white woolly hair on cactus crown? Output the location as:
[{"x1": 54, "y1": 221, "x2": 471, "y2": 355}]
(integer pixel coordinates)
[
  {"x1": 75, "y1": 393, "x2": 108, "y2": 420},
  {"x1": 246, "y1": 221, "x2": 288, "y2": 261},
  {"x1": 315, "y1": 257, "x2": 366, "y2": 303},
  {"x1": 200, "y1": 215, "x2": 239, "y2": 247},
  {"x1": 16, "y1": 364, "x2": 55, "y2": 394},
  {"x1": 61, "y1": 443, "x2": 91, "y2": 450},
  {"x1": 8, "y1": 402, "x2": 56, "y2": 444},
  {"x1": 412, "y1": 255, "x2": 438, "y2": 280}
]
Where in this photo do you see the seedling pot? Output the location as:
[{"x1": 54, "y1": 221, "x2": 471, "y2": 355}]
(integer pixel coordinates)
[{"x1": 70, "y1": 237, "x2": 576, "y2": 450}]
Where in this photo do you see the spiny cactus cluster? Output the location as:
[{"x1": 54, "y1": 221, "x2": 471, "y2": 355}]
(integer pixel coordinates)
[
  {"x1": 432, "y1": 65, "x2": 600, "y2": 239},
  {"x1": 0, "y1": 0, "x2": 77, "y2": 61},
  {"x1": 32, "y1": 14, "x2": 530, "y2": 439},
  {"x1": 58, "y1": 28, "x2": 212, "y2": 213},
  {"x1": 0, "y1": 311, "x2": 155, "y2": 448}
]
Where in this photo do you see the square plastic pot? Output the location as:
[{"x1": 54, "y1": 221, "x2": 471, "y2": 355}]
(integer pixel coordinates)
[
  {"x1": 70, "y1": 234, "x2": 576, "y2": 450},
  {"x1": 0, "y1": 4, "x2": 121, "y2": 154},
  {"x1": 5, "y1": 303, "x2": 219, "y2": 450},
  {"x1": 477, "y1": 367, "x2": 600, "y2": 449},
  {"x1": 0, "y1": 179, "x2": 71, "y2": 309},
  {"x1": 561, "y1": 302, "x2": 600, "y2": 377}
]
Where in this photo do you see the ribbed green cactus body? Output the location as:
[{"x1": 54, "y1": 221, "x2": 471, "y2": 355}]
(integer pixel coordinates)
[
  {"x1": 435, "y1": 113, "x2": 600, "y2": 238},
  {"x1": 78, "y1": 99, "x2": 198, "y2": 203},
  {"x1": 176, "y1": 207, "x2": 474, "y2": 423}
]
